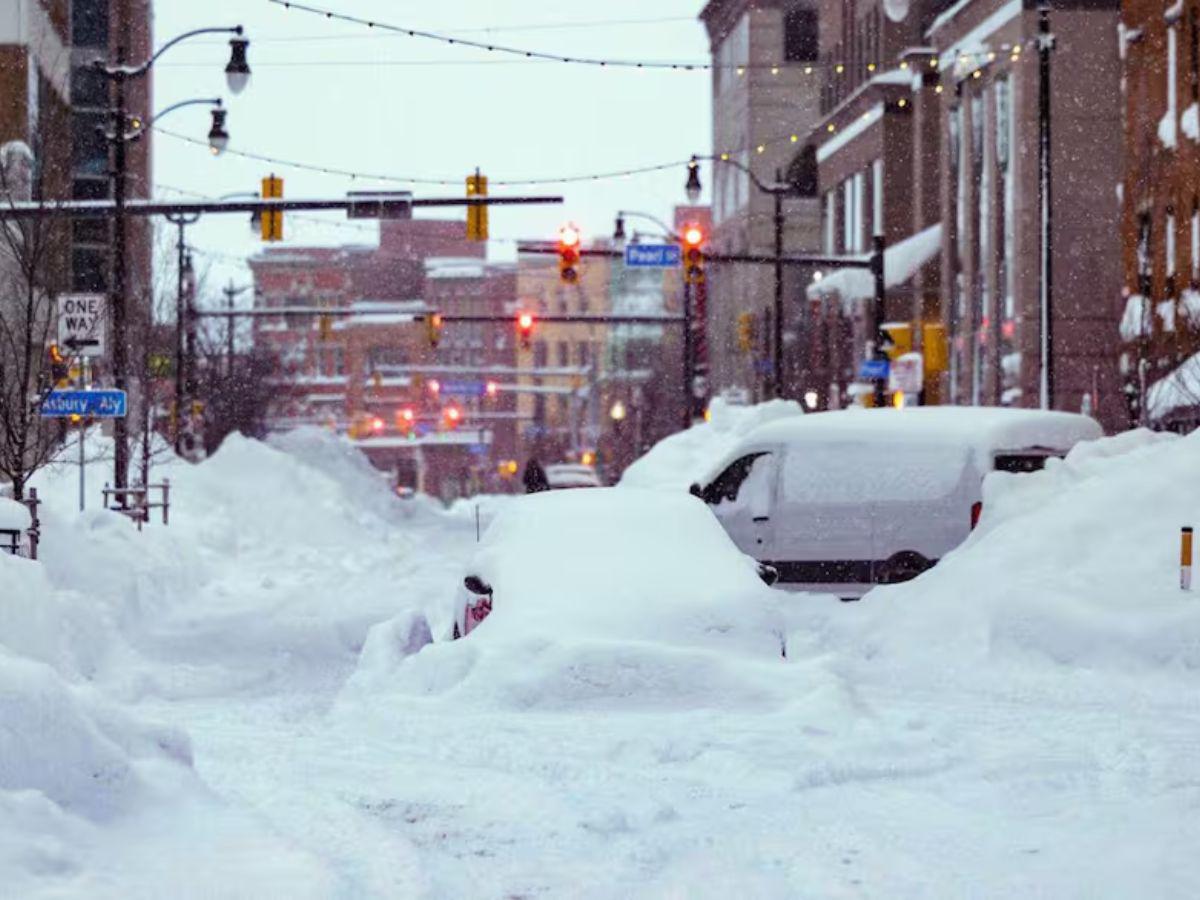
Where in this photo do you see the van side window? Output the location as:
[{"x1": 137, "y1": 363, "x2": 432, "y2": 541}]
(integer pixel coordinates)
[
  {"x1": 993, "y1": 452, "x2": 1059, "y2": 473},
  {"x1": 703, "y1": 453, "x2": 771, "y2": 506}
]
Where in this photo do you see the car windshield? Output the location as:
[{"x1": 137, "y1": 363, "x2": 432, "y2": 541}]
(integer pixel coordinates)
[{"x1": 2, "y1": 2, "x2": 1182, "y2": 895}]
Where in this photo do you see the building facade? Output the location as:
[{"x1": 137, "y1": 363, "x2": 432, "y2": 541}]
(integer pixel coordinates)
[
  {"x1": 700, "y1": 0, "x2": 824, "y2": 399},
  {"x1": 1119, "y1": 0, "x2": 1200, "y2": 429},
  {"x1": 930, "y1": 0, "x2": 1123, "y2": 430}
]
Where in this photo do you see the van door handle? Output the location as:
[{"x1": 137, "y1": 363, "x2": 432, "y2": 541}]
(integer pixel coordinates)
[{"x1": 752, "y1": 516, "x2": 770, "y2": 523}]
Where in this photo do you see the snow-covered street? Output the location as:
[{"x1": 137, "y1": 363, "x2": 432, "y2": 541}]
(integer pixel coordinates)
[{"x1": 5, "y1": 422, "x2": 1200, "y2": 898}]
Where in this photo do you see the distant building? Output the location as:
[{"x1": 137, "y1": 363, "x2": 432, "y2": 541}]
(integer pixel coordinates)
[
  {"x1": 1119, "y1": 0, "x2": 1200, "y2": 430},
  {"x1": 248, "y1": 219, "x2": 521, "y2": 502},
  {"x1": 514, "y1": 242, "x2": 612, "y2": 465},
  {"x1": 700, "y1": 0, "x2": 824, "y2": 400}
]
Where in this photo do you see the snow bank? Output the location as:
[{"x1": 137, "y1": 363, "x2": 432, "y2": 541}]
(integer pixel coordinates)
[
  {"x1": 818, "y1": 429, "x2": 1200, "y2": 677},
  {"x1": 619, "y1": 398, "x2": 804, "y2": 491},
  {"x1": 345, "y1": 489, "x2": 787, "y2": 711},
  {"x1": 0, "y1": 497, "x2": 30, "y2": 530}
]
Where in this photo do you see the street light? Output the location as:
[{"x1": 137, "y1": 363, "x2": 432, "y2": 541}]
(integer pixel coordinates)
[
  {"x1": 685, "y1": 154, "x2": 801, "y2": 401},
  {"x1": 225, "y1": 37, "x2": 252, "y2": 94},
  {"x1": 207, "y1": 107, "x2": 230, "y2": 155},
  {"x1": 94, "y1": 22, "x2": 250, "y2": 493}
]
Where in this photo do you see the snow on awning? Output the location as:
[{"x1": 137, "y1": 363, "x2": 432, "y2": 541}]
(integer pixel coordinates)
[
  {"x1": 1148, "y1": 350, "x2": 1200, "y2": 421},
  {"x1": 807, "y1": 223, "x2": 942, "y2": 313}
]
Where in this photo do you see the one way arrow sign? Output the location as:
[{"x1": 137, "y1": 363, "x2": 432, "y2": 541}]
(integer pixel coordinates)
[{"x1": 57, "y1": 293, "x2": 106, "y2": 359}]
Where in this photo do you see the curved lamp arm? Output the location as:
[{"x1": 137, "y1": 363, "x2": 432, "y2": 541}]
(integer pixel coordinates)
[
  {"x1": 617, "y1": 209, "x2": 678, "y2": 240},
  {"x1": 97, "y1": 26, "x2": 244, "y2": 79},
  {"x1": 131, "y1": 97, "x2": 222, "y2": 138},
  {"x1": 691, "y1": 153, "x2": 781, "y2": 195}
]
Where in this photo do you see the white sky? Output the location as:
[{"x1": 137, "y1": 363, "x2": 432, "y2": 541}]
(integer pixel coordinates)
[{"x1": 151, "y1": 1, "x2": 712, "y2": 298}]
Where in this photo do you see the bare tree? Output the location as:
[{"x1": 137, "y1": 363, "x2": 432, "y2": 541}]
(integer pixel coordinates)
[{"x1": 0, "y1": 142, "x2": 69, "y2": 500}]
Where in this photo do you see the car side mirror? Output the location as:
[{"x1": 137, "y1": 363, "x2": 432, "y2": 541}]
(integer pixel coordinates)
[
  {"x1": 464, "y1": 575, "x2": 493, "y2": 596},
  {"x1": 689, "y1": 483, "x2": 703, "y2": 499}
]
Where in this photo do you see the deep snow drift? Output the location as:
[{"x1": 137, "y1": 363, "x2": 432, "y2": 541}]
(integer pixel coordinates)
[{"x1": 5, "y1": 422, "x2": 1200, "y2": 897}]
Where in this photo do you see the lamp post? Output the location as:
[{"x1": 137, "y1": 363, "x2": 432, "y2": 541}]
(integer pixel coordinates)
[
  {"x1": 686, "y1": 155, "x2": 800, "y2": 401},
  {"x1": 612, "y1": 210, "x2": 678, "y2": 248},
  {"x1": 94, "y1": 25, "x2": 250, "y2": 492}
]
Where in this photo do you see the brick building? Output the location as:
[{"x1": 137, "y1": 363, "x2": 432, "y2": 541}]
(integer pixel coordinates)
[
  {"x1": 1119, "y1": 0, "x2": 1200, "y2": 429},
  {"x1": 929, "y1": 0, "x2": 1123, "y2": 429},
  {"x1": 514, "y1": 242, "x2": 612, "y2": 465},
  {"x1": 700, "y1": 0, "x2": 824, "y2": 399},
  {"x1": 248, "y1": 219, "x2": 522, "y2": 502}
]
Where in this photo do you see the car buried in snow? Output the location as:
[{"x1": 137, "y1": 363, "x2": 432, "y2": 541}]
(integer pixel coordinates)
[
  {"x1": 691, "y1": 406, "x2": 1102, "y2": 599},
  {"x1": 450, "y1": 488, "x2": 784, "y2": 658}
]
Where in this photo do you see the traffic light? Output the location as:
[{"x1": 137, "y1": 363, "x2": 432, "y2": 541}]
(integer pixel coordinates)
[
  {"x1": 466, "y1": 169, "x2": 488, "y2": 241},
  {"x1": 485, "y1": 380, "x2": 499, "y2": 399},
  {"x1": 396, "y1": 407, "x2": 415, "y2": 433},
  {"x1": 261, "y1": 173, "x2": 283, "y2": 242},
  {"x1": 737, "y1": 312, "x2": 756, "y2": 354},
  {"x1": 558, "y1": 224, "x2": 581, "y2": 284},
  {"x1": 426, "y1": 312, "x2": 444, "y2": 348},
  {"x1": 47, "y1": 343, "x2": 69, "y2": 385},
  {"x1": 516, "y1": 311, "x2": 535, "y2": 350},
  {"x1": 682, "y1": 223, "x2": 705, "y2": 285},
  {"x1": 442, "y1": 404, "x2": 462, "y2": 430},
  {"x1": 371, "y1": 416, "x2": 385, "y2": 434}
]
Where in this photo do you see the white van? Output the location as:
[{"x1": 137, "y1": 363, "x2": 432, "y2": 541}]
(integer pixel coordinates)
[{"x1": 691, "y1": 407, "x2": 1102, "y2": 597}]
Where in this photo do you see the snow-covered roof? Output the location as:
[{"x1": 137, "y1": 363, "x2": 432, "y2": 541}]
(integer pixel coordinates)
[
  {"x1": 807, "y1": 223, "x2": 942, "y2": 311},
  {"x1": 425, "y1": 257, "x2": 487, "y2": 279},
  {"x1": 738, "y1": 406, "x2": 1102, "y2": 459}
]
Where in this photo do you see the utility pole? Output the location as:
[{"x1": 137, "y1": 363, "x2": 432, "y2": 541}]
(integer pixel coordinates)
[
  {"x1": 1038, "y1": 1, "x2": 1056, "y2": 410},
  {"x1": 682, "y1": 279, "x2": 694, "y2": 429},
  {"x1": 110, "y1": 43, "x2": 130, "y2": 494},
  {"x1": 872, "y1": 233, "x2": 888, "y2": 408},
  {"x1": 166, "y1": 211, "x2": 200, "y2": 454},
  {"x1": 773, "y1": 170, "x2": 786, "y2": 400}
]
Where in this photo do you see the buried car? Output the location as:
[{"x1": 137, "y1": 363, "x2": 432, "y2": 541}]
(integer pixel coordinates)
[{"x1": 450, "y1": 488, "x2": 785, "y2": 659}]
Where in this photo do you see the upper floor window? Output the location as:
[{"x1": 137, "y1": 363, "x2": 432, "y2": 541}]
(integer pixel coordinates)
[
  {"x1": 784, "y1": 8, "x2": 818, "y2": 63},
  {"x1": 72, "y1": 0, "x2": 109, "y2": 48}
]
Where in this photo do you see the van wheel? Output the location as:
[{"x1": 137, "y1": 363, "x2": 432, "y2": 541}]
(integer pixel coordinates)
[
  {"x1": 878, "y1": 552, "x2": 932, "y2": 585},
  {"x1": 452, "y1": 621, "x2": 461, "y2": 640}
]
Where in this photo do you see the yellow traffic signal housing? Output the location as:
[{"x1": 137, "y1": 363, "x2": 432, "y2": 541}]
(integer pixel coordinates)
[
  {"x1": 922, "y1": 322, "x2": 949, "y2": 373},
  {"x1": 261, "y1": 174, "x2": 284, "y2": 242},
  {"x1": 880, "y1": 322, "x2": 913, "y2": 361},
  {"x1": 318, "y1": 314, "x2": 333, "y2": 341},
  {"x1": 681, "y1": 223, "x2": 706, "y2": 285},
  {"x1": 466, "y1": 170, "x2": 489, "y2": 241},
  {"x1": 737, "y1": 312, "x2": 756, "y2": 353},
  {"x1": 427, "y1": 312, "x2": 444, "y2": 348}
]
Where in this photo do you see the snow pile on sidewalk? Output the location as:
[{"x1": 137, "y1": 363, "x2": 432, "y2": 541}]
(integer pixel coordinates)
[
  {"x1": 619, "y1": 397, "x2": 804, "y2": 491},
  {"x1": 822, "y1": 428, "x2": 1200, "y2": 676}
]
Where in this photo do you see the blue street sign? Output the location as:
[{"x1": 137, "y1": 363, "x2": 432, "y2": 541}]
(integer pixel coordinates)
[
  {"x1": 753, "y1": 359, "x2": 774, "y2": 375},
  {"x1": 859, "y1": 358, "x2": 890, "y2": 380},
  {"x1": 624, "y1": 244, "x2": 682, "y2": 269},
  {"x1": 40, "y1": 389, "x2": 127, "y2": 418},
  {"x1": 441, "y1": 380, "x2": 486, "y2": 397}
]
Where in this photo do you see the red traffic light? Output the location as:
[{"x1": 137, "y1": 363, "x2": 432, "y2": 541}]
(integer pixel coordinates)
[
  {"x1": 683, "y1": 224, "x2": 704, "y2": 247},
  {"x1": 396, "y1": 407, "x2": 415, "y2": 430},
  {"x1": 516, "y1": 311, "x2": 536, "y2": 349},
  {"x1": 371, "y1": 416, "x2": 385, "y2": 434},
  {"x1": 681, "y1": 223, "x2": 706, "y2": 284},
  {"x1": 559, "y1": 225, "x2": 581, "y2": 248},
  {"x1": 485, "y1": 380, "x2": 499, "y2": 398},
  {"x1": 442, "y1": 405, "x2": 462, "y2": 429}
]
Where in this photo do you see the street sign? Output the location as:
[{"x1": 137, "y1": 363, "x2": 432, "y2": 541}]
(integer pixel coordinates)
[
  {"x1": 441, "y1": 380, "x2": 486, "y2": 397},
  {"x1": 57, "y1": 293, "x2": 106, "y2": 358},
  {"x1": 889, "y1": 351, "x2": 924, "y2": 394},
  {"x1": 859, "y1": 358, "x2": 890, "y2": 380},
  {"x1": 40, "y1": 389, "x2": 127, "y2": 419},
  {"x1": 624, "y1": 244, "x2": 682, "y2": 269}
]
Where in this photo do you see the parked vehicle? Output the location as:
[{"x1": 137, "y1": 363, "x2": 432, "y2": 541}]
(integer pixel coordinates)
[
  {"x1": 691, "y1": 407, "x2": 1102, "y2": 598},
  {"x1": 543, "y1": 463, "x2": 602, "y2": 490},
  {"x1": 452, "y1": 488, "x2": 781, "y2": 647}
]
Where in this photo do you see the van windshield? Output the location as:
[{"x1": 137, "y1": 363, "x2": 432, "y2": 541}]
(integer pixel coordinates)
[{"x1": 782, "y1": 442, "x2": 970, "y2": 503}]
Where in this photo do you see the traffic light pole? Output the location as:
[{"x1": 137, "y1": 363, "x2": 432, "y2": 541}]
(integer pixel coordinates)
[
  {"x1": 683, "y1": 280, "x2": 694, "y2": 430},
  {"x1": 773, "y1": 179, "x2": 785, "y2": 400},
  {"x1": 165, "y1": 211, "x2": 200, "y2": 454}
]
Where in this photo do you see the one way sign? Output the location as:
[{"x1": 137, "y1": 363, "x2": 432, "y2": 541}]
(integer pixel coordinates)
[{"x1": 57, "y1": 293, "x2": 106, "y2": 358}]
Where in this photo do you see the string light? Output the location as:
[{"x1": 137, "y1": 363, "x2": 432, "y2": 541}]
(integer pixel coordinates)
[{"x1": 265, "y1": 2, "x2": 1026, "y2": 81}]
